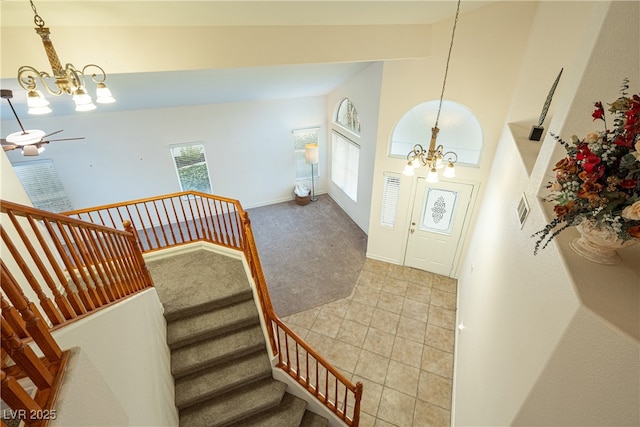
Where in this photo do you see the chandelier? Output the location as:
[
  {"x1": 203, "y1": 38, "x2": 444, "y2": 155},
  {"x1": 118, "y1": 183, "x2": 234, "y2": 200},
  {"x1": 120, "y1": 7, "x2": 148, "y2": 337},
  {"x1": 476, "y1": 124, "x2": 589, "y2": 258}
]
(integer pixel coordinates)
[
  {"x1": 17, "y1": 0, "x2": 115, "y2": 114},
  {"x1": 403, "y1": 0, "x2": 462, "y2": 182}
]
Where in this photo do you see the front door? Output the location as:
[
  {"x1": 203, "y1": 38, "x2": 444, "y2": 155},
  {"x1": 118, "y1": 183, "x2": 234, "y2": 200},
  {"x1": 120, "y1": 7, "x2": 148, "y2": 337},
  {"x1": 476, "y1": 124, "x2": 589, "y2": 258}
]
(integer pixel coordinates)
[{"x1": 404, "y1": 178, "x2": 474, "y2": 277}]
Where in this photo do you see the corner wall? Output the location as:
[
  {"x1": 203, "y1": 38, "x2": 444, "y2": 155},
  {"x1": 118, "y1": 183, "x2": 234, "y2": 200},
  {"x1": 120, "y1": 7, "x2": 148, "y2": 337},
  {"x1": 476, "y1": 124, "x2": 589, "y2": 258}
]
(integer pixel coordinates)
[
  {"x1": 51, "y1": 289, "x2": 179, "y2": 427},
  {"x1": 454, "y1": 2, "x2": 640, "y2": 425},
  {"x1": 366, "y1": 1, "x2": 537, "y2": 268},
  {"x1": 327, "y1": 62, "x2": 384, "y2": 233}
]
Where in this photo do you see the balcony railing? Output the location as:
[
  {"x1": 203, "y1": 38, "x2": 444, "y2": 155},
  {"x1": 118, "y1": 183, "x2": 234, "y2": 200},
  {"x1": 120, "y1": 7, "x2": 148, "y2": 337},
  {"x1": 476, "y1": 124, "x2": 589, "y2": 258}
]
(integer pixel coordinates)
[
  {"x1": 1, "y1": 199, "x2": 154, "y2": 426},
  {"x1": 63, "y1": 191, "x2": 362, "y2": 425}
]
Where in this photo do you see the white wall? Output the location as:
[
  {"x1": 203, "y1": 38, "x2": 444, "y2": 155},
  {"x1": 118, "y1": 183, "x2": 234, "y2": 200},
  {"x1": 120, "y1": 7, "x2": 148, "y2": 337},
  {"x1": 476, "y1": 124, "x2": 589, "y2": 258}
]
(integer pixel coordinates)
[
  {"x1": 454, "y1": 1, "x2": 640, "y2": 425},
  {"x1": 2, "y1": 96, "x2": 328, "y2": 210},
  {"x1": 52, "y1": 289, "x2": 179, "y2": 427},
  {"x1": 366, "y1": 1, "x2": 537, "y2": 267},
  {"x1": 327, "y1": 62, "x2": 384, "y2": 233}
]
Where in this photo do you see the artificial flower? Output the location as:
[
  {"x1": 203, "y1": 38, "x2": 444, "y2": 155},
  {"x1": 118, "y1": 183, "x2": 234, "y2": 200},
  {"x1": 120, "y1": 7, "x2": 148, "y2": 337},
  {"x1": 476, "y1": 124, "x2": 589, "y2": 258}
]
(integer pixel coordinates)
[{"x1": 533, "y1": 79, "x2": 640, "y2": 254}]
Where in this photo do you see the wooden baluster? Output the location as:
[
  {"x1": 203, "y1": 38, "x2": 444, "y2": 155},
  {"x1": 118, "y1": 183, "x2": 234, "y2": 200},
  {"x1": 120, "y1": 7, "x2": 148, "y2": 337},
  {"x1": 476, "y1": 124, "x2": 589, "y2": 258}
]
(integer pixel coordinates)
[
  {"x1": 99, "y1": 233, "x2": 125, "y2": 299},
  {"x1": 106, "y1": 233, "x2": 136, "y2": 295},
  {"x1": 210, "y1": 198, "x2": 224, "y2": 245},
  {"x1": 41, "y1": 219, "x2": 89, "y2": 315},
  {"x1": 201, "y1": 197, "x2": 220, "y2": 243},
  {"x1": 85, "y1": 229, "x2": 118, "y2": 301},
  {"x1": 194, "y1": 197, "x2": 210, "y2": 242},
  {"x1": 176, "y1": 196, "x2": 194, "y2": 242},
  {"x1": 114, "y1": 232, "x2": 144, "y2": 292},
  {"x1": 1, "y1": 370, "x2": 42, "y2": 415},
  {"x1": 142, "y1": 201, "x2": 161, "y2": 249},
  {"x1": 203, "y1": 197, "x2": 217, "y2": 242},
  {"x1": 68, "y1": 225, "x2": 106, "y2": 308},
  {"x1": 75, "y1": 227, "x2": 111, "y2": 304},
  {"x1": 0, "y1": 225, "x2": 65, "y2": 325},
  {"x1": 123, "y1": 220, "x2": 153, "y2": 288},
  {"x1": 185, "y1": 197, "x2": 202, "y2": 241},
  {"x1": 1, "y1": 261, "x2": 62, "y2": 363},
  {"x1": 129, "y1": 205, "x2": 152, "y2": 251},
  {"x1": 152, "y1": 200, "x2": 170, "y2": 247},
  {"x1": 1, "y1": 295, "x2": 27, "y2": 338},
  {"x1": 25, "y1": 215, "x2": 77, "y2": 320},
  {"x1": 160, "y1": 198, "x2": 179, "y2": 246},
  {"x1": 50, "y1": 221, "x2": 96, "y2": 312},
  {"x1": 1, "y1": 318, "x2": 54, "y2": 388}
]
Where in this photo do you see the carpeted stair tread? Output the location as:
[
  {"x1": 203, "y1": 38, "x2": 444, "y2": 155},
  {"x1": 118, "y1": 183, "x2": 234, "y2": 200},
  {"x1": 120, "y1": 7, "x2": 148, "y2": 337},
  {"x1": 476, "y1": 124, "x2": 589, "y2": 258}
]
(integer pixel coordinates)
[
  {"x1": 164, "y1": 289, "x2": 254, "y2": 322},
  {"x1": 175, "y1": 350, "x2": 272, "y2": 409},
  {"x1": 179, "y1": 378, "x2": 287, "y2": 427},
  {"x1": 147, "y1": 250, "x2": 252, "y2": 319},
  {"x1": 167, "y1": 298, "x2": 260, "y2": 349},
  {"x1": 299, "y1": 410, "x2": 330, "y2": 427},
  {"x1": 171, "y1": 324, "x2": 266, "y2": 378},
  {"x1": 228, "y1": 392, "x2": 308, "y2": 427}
]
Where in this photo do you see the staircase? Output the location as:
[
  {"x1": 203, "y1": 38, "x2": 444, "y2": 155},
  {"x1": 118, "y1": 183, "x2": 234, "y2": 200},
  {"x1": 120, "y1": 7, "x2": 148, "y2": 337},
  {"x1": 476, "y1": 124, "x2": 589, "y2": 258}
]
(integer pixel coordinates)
[{"x1": 147, "y1": 251, "x2": 328, "y2": 427}]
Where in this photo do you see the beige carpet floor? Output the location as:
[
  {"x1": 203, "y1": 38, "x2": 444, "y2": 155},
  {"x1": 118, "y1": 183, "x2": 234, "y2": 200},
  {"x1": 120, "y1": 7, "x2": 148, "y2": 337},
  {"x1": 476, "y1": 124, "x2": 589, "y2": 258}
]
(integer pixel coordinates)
[{"x1": 247, "y1": 194, "x2": 367, "y2": 317}]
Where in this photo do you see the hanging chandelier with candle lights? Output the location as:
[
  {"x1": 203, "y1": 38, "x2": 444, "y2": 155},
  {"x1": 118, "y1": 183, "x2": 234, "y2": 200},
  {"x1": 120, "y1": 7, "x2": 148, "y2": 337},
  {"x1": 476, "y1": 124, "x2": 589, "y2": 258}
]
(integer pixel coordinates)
[
  {"x1": 16, "y1": 0, "x2": 115, "y2": 114},
  {"x1": 403, "y1": 0, "x2": 462, "y2": 183}
]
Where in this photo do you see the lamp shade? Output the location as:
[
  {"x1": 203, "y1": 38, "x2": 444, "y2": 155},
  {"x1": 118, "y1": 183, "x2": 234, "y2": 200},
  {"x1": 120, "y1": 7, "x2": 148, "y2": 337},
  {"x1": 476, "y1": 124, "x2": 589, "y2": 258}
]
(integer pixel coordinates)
[{"x1": 305, "y1": 143, "x2": 319, "y2": 165}]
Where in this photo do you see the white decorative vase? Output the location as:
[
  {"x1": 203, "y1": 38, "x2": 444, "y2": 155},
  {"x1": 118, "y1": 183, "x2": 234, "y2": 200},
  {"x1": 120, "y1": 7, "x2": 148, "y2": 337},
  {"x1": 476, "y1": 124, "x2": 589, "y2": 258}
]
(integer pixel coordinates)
[{"x1": 570, "y1": 220, "x2": 640, "y2": 265}]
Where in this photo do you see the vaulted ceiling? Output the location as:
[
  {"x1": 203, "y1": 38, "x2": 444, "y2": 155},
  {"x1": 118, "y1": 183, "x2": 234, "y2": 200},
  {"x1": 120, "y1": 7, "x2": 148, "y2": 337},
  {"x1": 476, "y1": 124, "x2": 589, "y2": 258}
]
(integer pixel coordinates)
[{"x1": 1, "y1": 1, "x2": 494, "y2": 119}]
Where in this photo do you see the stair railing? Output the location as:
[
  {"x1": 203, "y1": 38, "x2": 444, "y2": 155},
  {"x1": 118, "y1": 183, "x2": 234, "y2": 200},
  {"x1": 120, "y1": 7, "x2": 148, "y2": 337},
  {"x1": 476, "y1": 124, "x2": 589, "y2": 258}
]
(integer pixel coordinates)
[
  {"x1": 1, "y1": 199, "x2": 154, "y2": 425},
  {"x1": 241, "y1": 212, "x2": 362, "y2": 426},
  {"x1": 63, "y1": 191, "x2": 362, "y2": 426}
]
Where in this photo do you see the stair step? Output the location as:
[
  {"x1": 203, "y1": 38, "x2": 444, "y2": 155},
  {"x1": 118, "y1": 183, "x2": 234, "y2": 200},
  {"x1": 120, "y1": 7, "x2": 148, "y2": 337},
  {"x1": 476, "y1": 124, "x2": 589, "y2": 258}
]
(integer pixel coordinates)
[
  {"x1": 179, "y1": 378, "x2": 287, "y2": 427},
  {"x1": 175, "y1": 350, "x2": 272, "y2": 409},
  {"x1": 229, "y1": 392, "x2": 308, "y2": 427},
  {"x1": 164, "y1": 288, "x2": 254, "y2": 322},
  {"x1": 171, "y1": 324, "x2": 266, "y2": 379},
  {"x1": 300, "y1": 410, "x2": 330, "y2": 427},
  {"x1": 167, "y1": 298, "x2": 260, "y2": 349}
]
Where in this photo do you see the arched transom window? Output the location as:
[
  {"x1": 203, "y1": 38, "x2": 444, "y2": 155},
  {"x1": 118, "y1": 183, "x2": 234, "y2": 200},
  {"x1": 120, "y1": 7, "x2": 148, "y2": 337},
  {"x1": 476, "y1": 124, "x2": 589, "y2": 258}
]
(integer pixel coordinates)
[
  {"x1": 335, "y1": 98, "x2": 361, "y2": 135},
  {"x1": 390, "y1": 100, "x2": 483, "y2": 166}
]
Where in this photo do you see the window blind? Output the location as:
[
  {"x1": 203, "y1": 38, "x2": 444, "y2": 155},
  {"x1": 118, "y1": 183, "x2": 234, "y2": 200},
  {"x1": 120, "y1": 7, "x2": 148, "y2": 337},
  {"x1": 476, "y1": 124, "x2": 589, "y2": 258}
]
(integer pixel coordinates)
[
  {"x1": 381, "y1": 173, "x2": 401, "y2": 227},
  {"x1": 13, "y1": 159, "x2": 74, "y2": 213}
]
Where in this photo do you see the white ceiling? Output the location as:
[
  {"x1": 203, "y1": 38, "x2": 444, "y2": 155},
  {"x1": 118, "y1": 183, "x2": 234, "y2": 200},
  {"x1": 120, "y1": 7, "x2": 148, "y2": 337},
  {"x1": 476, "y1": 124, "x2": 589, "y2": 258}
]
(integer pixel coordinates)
[{"x1": 0, "y1": 1, "x2": 493, "y2": 121}]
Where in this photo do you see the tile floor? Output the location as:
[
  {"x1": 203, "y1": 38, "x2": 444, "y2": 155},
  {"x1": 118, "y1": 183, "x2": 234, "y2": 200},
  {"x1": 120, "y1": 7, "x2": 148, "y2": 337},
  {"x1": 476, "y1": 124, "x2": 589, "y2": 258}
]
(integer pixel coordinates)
[{"x1": 282, "y1": 258, "x2": 458, "y2": 427}]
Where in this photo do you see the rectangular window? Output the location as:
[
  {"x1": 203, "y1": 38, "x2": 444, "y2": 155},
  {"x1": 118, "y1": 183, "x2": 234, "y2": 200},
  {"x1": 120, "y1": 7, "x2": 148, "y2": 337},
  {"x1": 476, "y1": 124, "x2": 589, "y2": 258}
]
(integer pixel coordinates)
[
  {"x1": 381, "y1": 173, "x2": 401, "y2": 227},
  {"x1": 13, "y1": 159, "x2": 73, "y2": 213},
  {"x1": 331, "y1": 131, "x2": 359, "y2": 202},
  {"x1": 170, "y1": 143, "x2": 212, "y2": 193},
  {"x1": 293, "y1": 128, "x2": 319, "y2": 181}
]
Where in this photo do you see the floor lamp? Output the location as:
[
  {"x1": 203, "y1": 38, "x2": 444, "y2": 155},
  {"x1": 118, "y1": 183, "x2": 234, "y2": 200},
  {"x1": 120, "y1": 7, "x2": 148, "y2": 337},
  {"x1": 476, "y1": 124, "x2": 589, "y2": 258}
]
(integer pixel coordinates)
[{"x1": 305, "y1": 143, "x2": 319, "y2": 202}]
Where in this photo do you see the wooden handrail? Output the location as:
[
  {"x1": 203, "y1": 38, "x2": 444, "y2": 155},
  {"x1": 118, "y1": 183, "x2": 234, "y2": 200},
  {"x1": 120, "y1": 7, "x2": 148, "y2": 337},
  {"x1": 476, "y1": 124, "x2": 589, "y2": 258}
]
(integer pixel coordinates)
[
  {"x1": 63, "y1": 192, "x2": 362, "y2": 425},
  {"x1": 1, "y1": 198, "x2": 154, "y2": 423},
  {"x1": 1, "y1": 192, "x2": 361, "y2": 426}
]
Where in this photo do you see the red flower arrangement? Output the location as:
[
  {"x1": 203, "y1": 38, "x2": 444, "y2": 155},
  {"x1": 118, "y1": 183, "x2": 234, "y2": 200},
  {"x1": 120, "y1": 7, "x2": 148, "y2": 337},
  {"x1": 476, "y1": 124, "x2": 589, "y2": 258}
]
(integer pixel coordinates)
[{"x1": 533, "y1": 79, "x2": 640, "y2": 254}]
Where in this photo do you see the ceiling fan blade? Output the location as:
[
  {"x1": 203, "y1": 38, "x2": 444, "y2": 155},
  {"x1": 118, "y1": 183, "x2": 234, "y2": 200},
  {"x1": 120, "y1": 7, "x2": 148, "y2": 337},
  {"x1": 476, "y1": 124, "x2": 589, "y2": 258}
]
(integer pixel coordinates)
[
  {"x1": 1, "y1": 139, "x2": 19, "y2": 151},
  {"x1": 43, "y1": 137, "x2": 86, "y2": 143},
  {"x1": 42, "y1": 129, "x2": 64, "y2": 139}
]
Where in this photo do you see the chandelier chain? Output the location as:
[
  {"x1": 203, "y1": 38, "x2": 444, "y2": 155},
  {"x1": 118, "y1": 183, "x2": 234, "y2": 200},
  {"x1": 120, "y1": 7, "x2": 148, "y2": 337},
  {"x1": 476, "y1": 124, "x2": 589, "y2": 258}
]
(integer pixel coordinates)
[
  {"x1": 30, "y1": 0, "x2": 45, "y2": 28},
  {"x1": 435, "y1": 0, "x2": 461, "y2": 129}
]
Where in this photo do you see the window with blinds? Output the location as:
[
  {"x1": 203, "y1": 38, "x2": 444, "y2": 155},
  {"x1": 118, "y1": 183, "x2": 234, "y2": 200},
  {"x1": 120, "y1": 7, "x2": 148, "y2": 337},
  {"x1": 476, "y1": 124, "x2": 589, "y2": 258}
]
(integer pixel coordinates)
[
  {"x1": 331, "y1": 131, "x2": 359, "y2": 202},
  {"x1": 381, "y1": 173, "x2": 401, "y2": 227},
  {"x1": 12, "y1": 159, "x2": 74, "y2": 213},
  {"x1": 169, "y1": 143, "x2": 212, "y2": 193},
  {"x1": 293, "y1": 128, "x2": 319, "y2": 181}
]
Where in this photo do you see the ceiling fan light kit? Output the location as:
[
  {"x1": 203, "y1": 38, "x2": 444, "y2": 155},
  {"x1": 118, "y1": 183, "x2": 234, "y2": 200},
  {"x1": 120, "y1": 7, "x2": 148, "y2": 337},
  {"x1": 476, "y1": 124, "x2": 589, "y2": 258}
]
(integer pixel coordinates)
[
  {"x1": 1, "y1": 89, "x2": 85, "y2": 156},
  {"x1": 17, "y1": 0, "x2": 115, "y2": 114}
]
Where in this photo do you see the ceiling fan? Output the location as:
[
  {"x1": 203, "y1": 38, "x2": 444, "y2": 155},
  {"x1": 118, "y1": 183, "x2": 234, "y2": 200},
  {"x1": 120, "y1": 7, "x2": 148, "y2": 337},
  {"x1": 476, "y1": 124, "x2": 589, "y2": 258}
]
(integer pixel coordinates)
[{"x1": 1, "y1": 89, "x2": 85, "y2": 156}]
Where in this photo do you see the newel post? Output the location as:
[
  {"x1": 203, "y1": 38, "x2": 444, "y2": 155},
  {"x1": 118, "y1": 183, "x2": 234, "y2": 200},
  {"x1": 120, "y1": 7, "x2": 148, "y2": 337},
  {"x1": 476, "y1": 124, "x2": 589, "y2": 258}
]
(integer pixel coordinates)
[
  {"x1": 123, "y1": 220, "x2": 153, "y2": 288},
  {"x1": 352, "y1": 381, "x2": 363, "y2": 427}
]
